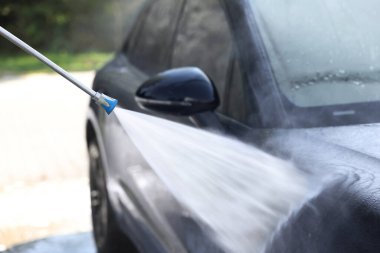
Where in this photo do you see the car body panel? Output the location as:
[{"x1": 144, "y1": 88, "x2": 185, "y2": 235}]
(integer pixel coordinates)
[
  {"x1": 94, "y1": 111, "x2": 227, "y2": 253},
  {"x1": 89, "y1": 101, "x2": 380, "y2": 253}
]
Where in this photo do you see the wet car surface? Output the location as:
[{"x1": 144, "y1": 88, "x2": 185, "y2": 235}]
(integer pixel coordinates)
[{"x1": 86, "y1": 0, "x2": 380, "y2": 252}]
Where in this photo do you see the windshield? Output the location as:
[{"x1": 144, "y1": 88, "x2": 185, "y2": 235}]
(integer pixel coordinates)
[{"x1": 250, "y1": 0, "x2": 380, "y2": 107}]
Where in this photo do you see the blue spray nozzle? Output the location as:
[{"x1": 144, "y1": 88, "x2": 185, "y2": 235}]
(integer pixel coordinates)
[
  {"x1": 94, "y1": 92, "x2": 118, "y2": 114},
  {"x1": 93, "y1": 92, "x2": 119, "y2": 114},
  {"x1": 101, "y1": 96, "x2": 119, "y2": 115}
]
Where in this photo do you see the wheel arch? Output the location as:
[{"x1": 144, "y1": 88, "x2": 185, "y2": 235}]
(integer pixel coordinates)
[{"x1": 86, "y1": 108, "x2": 110, "y2": 175}]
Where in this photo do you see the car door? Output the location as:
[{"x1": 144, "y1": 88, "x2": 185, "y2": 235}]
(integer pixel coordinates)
[
  {"x1": 103, "y1": 1, "x2": 248, "y2": 252},
  {"x1": 95, "y1": 1, "x2": 194, "y2": 252}
]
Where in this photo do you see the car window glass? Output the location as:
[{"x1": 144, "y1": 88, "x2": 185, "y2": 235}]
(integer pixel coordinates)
[
  {"x1": 130, "y1": 0, "x2": 182, "y2": 75},
  {"x1": 171, "y1": 0, "x2": 232, "y2": 111}
]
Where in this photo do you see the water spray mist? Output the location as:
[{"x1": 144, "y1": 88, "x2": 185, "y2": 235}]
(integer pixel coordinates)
[{"x1": 0, "y1": 26, "x2": 118, "y2": 114}]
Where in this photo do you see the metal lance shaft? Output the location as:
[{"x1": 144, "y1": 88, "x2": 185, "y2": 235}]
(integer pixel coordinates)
[{"x1": 0, "y1": 26, "x2": 118, "y2": 114}]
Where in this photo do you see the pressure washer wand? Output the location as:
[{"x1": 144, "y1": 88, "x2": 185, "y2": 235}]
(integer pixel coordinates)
[{"x1": 0, "y1": 26, "x2": 118, "y2": 114}]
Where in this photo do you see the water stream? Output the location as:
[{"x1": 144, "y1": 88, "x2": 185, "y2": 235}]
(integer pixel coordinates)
[{"x1": 115, "y1": 108, "x2": 308, "y2": 253}]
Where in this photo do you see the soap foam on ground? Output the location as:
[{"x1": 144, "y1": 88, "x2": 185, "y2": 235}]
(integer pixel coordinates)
[{"x1": 115, "y1": 108, "x2": 308, "y2": 253}]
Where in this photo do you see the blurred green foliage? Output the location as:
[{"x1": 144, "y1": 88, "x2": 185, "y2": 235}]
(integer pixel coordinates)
[
  {"x1": 1, "y1": 0, "x2": 71, "y2": 52},
  {"x1": 0, "y1": 0, "x2": 143, "y2": 53},
  {"x1": 0, "y1": 52, "x2": 113, "y2": 75}
]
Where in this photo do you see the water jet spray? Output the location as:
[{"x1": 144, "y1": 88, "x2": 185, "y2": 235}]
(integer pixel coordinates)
[{"x1": 0, "y1": 26, "x2": 118, "y2": 114}]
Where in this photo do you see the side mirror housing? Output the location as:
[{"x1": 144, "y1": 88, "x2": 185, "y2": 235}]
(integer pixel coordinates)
[{"x1": 135, "y1": 67, "x2": 219, "y2": 116}]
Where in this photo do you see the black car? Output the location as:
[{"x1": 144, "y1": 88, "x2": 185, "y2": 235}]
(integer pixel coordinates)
[{"x1": 86, "y1": 0, "x2": 380, "y2": 252}]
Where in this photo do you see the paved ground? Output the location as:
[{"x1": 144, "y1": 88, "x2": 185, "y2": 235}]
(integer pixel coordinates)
[
  {"x1": 3, "y1": 233, "x2": 94, "y2": 253},
  {"x1": 0, "y1": 72, "x2": 95, "y2": 250}
]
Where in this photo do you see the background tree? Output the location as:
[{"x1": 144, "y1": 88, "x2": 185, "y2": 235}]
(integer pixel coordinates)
[{"x1": 0, "y1": 0, "x2": 142, "y2": 53}]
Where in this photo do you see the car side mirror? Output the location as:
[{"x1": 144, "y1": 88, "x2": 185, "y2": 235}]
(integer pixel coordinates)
[{"x1": 135, "y1": 67, "x2": 219, "y2": 116}]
